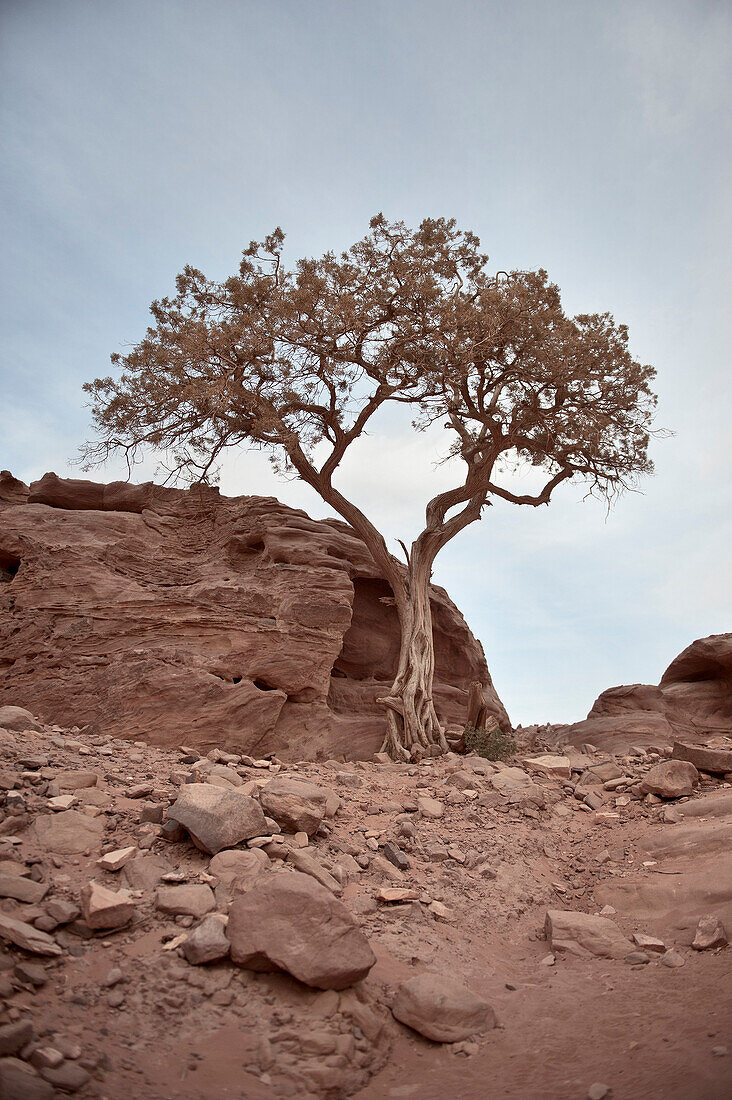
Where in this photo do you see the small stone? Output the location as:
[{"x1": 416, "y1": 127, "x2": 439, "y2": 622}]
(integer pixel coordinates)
[
  {"x1": 382, "y1": 842, "x2": 410, "y2": 871},
  {"x1": 625, "y1": 951, "x2": 650, "y2": 964},
  {"x1": 96, "y1": 846, "x2": 138, "y2": 872},
  {"x1": 632, "y1": 933, "x2": 666, "y2": 954},
  {"x1": 711, "y1": 1045, "x2": 728, "y2": 1057},
  {"x1": 545, "y1": 910, "x2": 634, "y2": 960},
  {"x1": 417, "y1": 796, "x2": 444, "y2": 820},
  {"x1": 182, "y1": 915, "x2": 230, "y2": 965},
  {"x1": 14, "y1": 961, "x2": 47, "y2": 986},
  {"x1": 80, "y1": 881, "x2": 135, "y2": 930},
  {"x1": 28, "y1": 1048, "x2": 64, "y2": 1071},
  {"x1": 102, "y1": 967, "x2": 124, "y2": 987},
  {"x1": 259, "y1": 777, "x2": 333, "y2": 836},
  {"x1": 661, "y1": 949, "x2": 685, "y2": 968},
  {"x1": 376, "y1": 886, "x2": 420, "y2": 903},
  {"x1": 285, "y1": 849, "x2": 343, "y2": 895},
  {"x1": 155, "y1": 884, "x2": 216, "y2": 918},
  {"x1": 429, "y1": 901, "x2": 455, "y2": 922},
  {"x1": 587, "y1": 1085, "x2": 610, "y2": 1100}
]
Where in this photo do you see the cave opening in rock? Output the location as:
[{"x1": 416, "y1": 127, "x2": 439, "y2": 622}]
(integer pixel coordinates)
[
  {"x1": 0, "y1": 551, "x2": 20, "y2": 583},
  {"x1": 253, "y1": 677, "x2": 277, "y2": 692}
]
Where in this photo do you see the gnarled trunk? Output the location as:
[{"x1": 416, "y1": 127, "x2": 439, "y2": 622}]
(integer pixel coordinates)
[{"x1": 378, "y1": 555, "x2": 449, "y2": 761}]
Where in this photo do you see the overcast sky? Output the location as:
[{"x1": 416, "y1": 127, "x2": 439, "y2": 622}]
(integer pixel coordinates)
[{"x1": 2, "y1": 0, "x2": 730, "y2": 725}]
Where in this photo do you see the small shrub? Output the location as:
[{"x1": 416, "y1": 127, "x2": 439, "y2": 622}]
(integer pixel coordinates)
[{"x1": 464, "y1": 720, "x2": 517, "y2": 761}]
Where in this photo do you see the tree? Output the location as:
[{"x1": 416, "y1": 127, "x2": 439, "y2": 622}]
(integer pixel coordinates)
[{"x1": 82, "y1": 215, "x2": 658, "y2": 760}]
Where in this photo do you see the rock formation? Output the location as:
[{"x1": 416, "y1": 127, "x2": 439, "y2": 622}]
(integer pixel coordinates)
[
  {"x1": 0, "y1": 471, "x2": 509, "y2": 759},
  {"x1": 557, "y1": 633, "x2": 732, "y2": 752}
]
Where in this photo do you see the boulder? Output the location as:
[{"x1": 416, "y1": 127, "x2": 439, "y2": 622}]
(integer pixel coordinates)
[
  {"x1": 32, "y1": 810, "x2": 103, "y2": 855},
  {"x1": 154, "y1": 884, "x2": 216, "y2": 918},
  {"x1": 166, "y1": 784, "x2": 268, "y2": 854},
  {"x1": 0, "y1": 706, "x2": 42, "y2": 732},
  {"x1": 226, "y1": 871, "x2": 375, "y2": 989},
  {"x1": 391, "y1": 973, "x2": 496, "y2": 1042},
  {"x1": 182, "y1": 915, "x2": 230, "y2": 965},
  {"x1": 672, "y1": 742, "x2": 732, "y2": 776},
  {"x1": 259, "y1": 777, "x2": 332, "y2": 836},
  {"x1": 639, "y1": 760, "x2": 699, "y2": 799},
  {"x1": 545, "y1": 909, "x2": 635, "y2": 959},
  {"x1": 80, "y1": 881, "x2": 135, "y2": 930},
  {"x1": 0, "y1": 473, "x2": 510, "y2": 761},
  {"x1": 691, "y1": 915, "x2": 728, "y2": 951}
]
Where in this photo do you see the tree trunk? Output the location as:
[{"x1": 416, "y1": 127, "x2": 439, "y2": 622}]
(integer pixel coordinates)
[{"x1": 378, "y1": 554, "x2": 449, "y2": 762}]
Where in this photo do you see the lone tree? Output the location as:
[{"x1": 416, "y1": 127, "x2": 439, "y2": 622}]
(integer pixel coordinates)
[{"x1": 83, "y1": 215, "x2": 658, "y2": 760}]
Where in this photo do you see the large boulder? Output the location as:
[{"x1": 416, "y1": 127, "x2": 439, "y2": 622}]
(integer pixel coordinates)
[
  {"x1": 545, "y1": 909, "x2": 634, "y2": 959},
  {"x1": 391, "y1": 973, "x2": 496, "y2": 1042},
  {"x1": 639, "y1": 760, "x2": 699, "y2": 799},
  {"x1": 166, "y1": 784, "x2": 268, "y2": 854},
  {"x1": 0, "y1": 472, "x2": 510, "y2": 760},
  {"x1": 0, "y1": 706, "x2": 41, "y2": 733},
  {"x1": 226, "y1": 871, "x2": 376, "y2": 989}
]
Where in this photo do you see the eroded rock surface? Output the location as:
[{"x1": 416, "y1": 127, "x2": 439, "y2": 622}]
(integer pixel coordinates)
[
  {"x1": 0, "y1": 471, "x2": 509, "y2": 759},
  {"x1": 556, "y1": 633, "x2": 732, "y2": 753}
]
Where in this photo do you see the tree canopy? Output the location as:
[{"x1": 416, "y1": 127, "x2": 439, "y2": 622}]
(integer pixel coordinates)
[{"x1": 83, "y1": 215, "x2": 658, "y2": 758}]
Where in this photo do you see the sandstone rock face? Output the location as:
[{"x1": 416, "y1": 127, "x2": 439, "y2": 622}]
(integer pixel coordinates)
[
  {"x1": 391, "y1": 973, "x2": 496, "y2": 1042},
  {"x1": 0, "y1": 472, "x2": 509, "y2": 760},
  {"x1": 166, "y1": 784, "x2": 268, "y2": 854},
  {"x1": 560, "y1": 633, "x2": 732, "y2": 752},
  {"x1": 226, "y1": 871, "x2": 376, "y2": 989}
]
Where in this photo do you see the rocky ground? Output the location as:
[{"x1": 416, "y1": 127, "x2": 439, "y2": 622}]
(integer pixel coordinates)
[{"x1": 0, "y1": 705, "x2": 730, "y2": 1099}]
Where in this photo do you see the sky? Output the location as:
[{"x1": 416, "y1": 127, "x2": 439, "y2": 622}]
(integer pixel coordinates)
[{"x1": 1, "y1": 0, "x2": 730, "y2": 725}]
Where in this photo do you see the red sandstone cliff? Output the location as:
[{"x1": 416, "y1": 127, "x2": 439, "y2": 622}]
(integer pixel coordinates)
[{"x1": 0, "y1": 471, "x2": 509, "y2": 759}]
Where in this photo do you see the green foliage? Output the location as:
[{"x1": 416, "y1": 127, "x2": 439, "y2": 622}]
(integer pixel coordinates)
[{"x1": 464, "y1": 721, "x2": 517, "y2": 761}]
